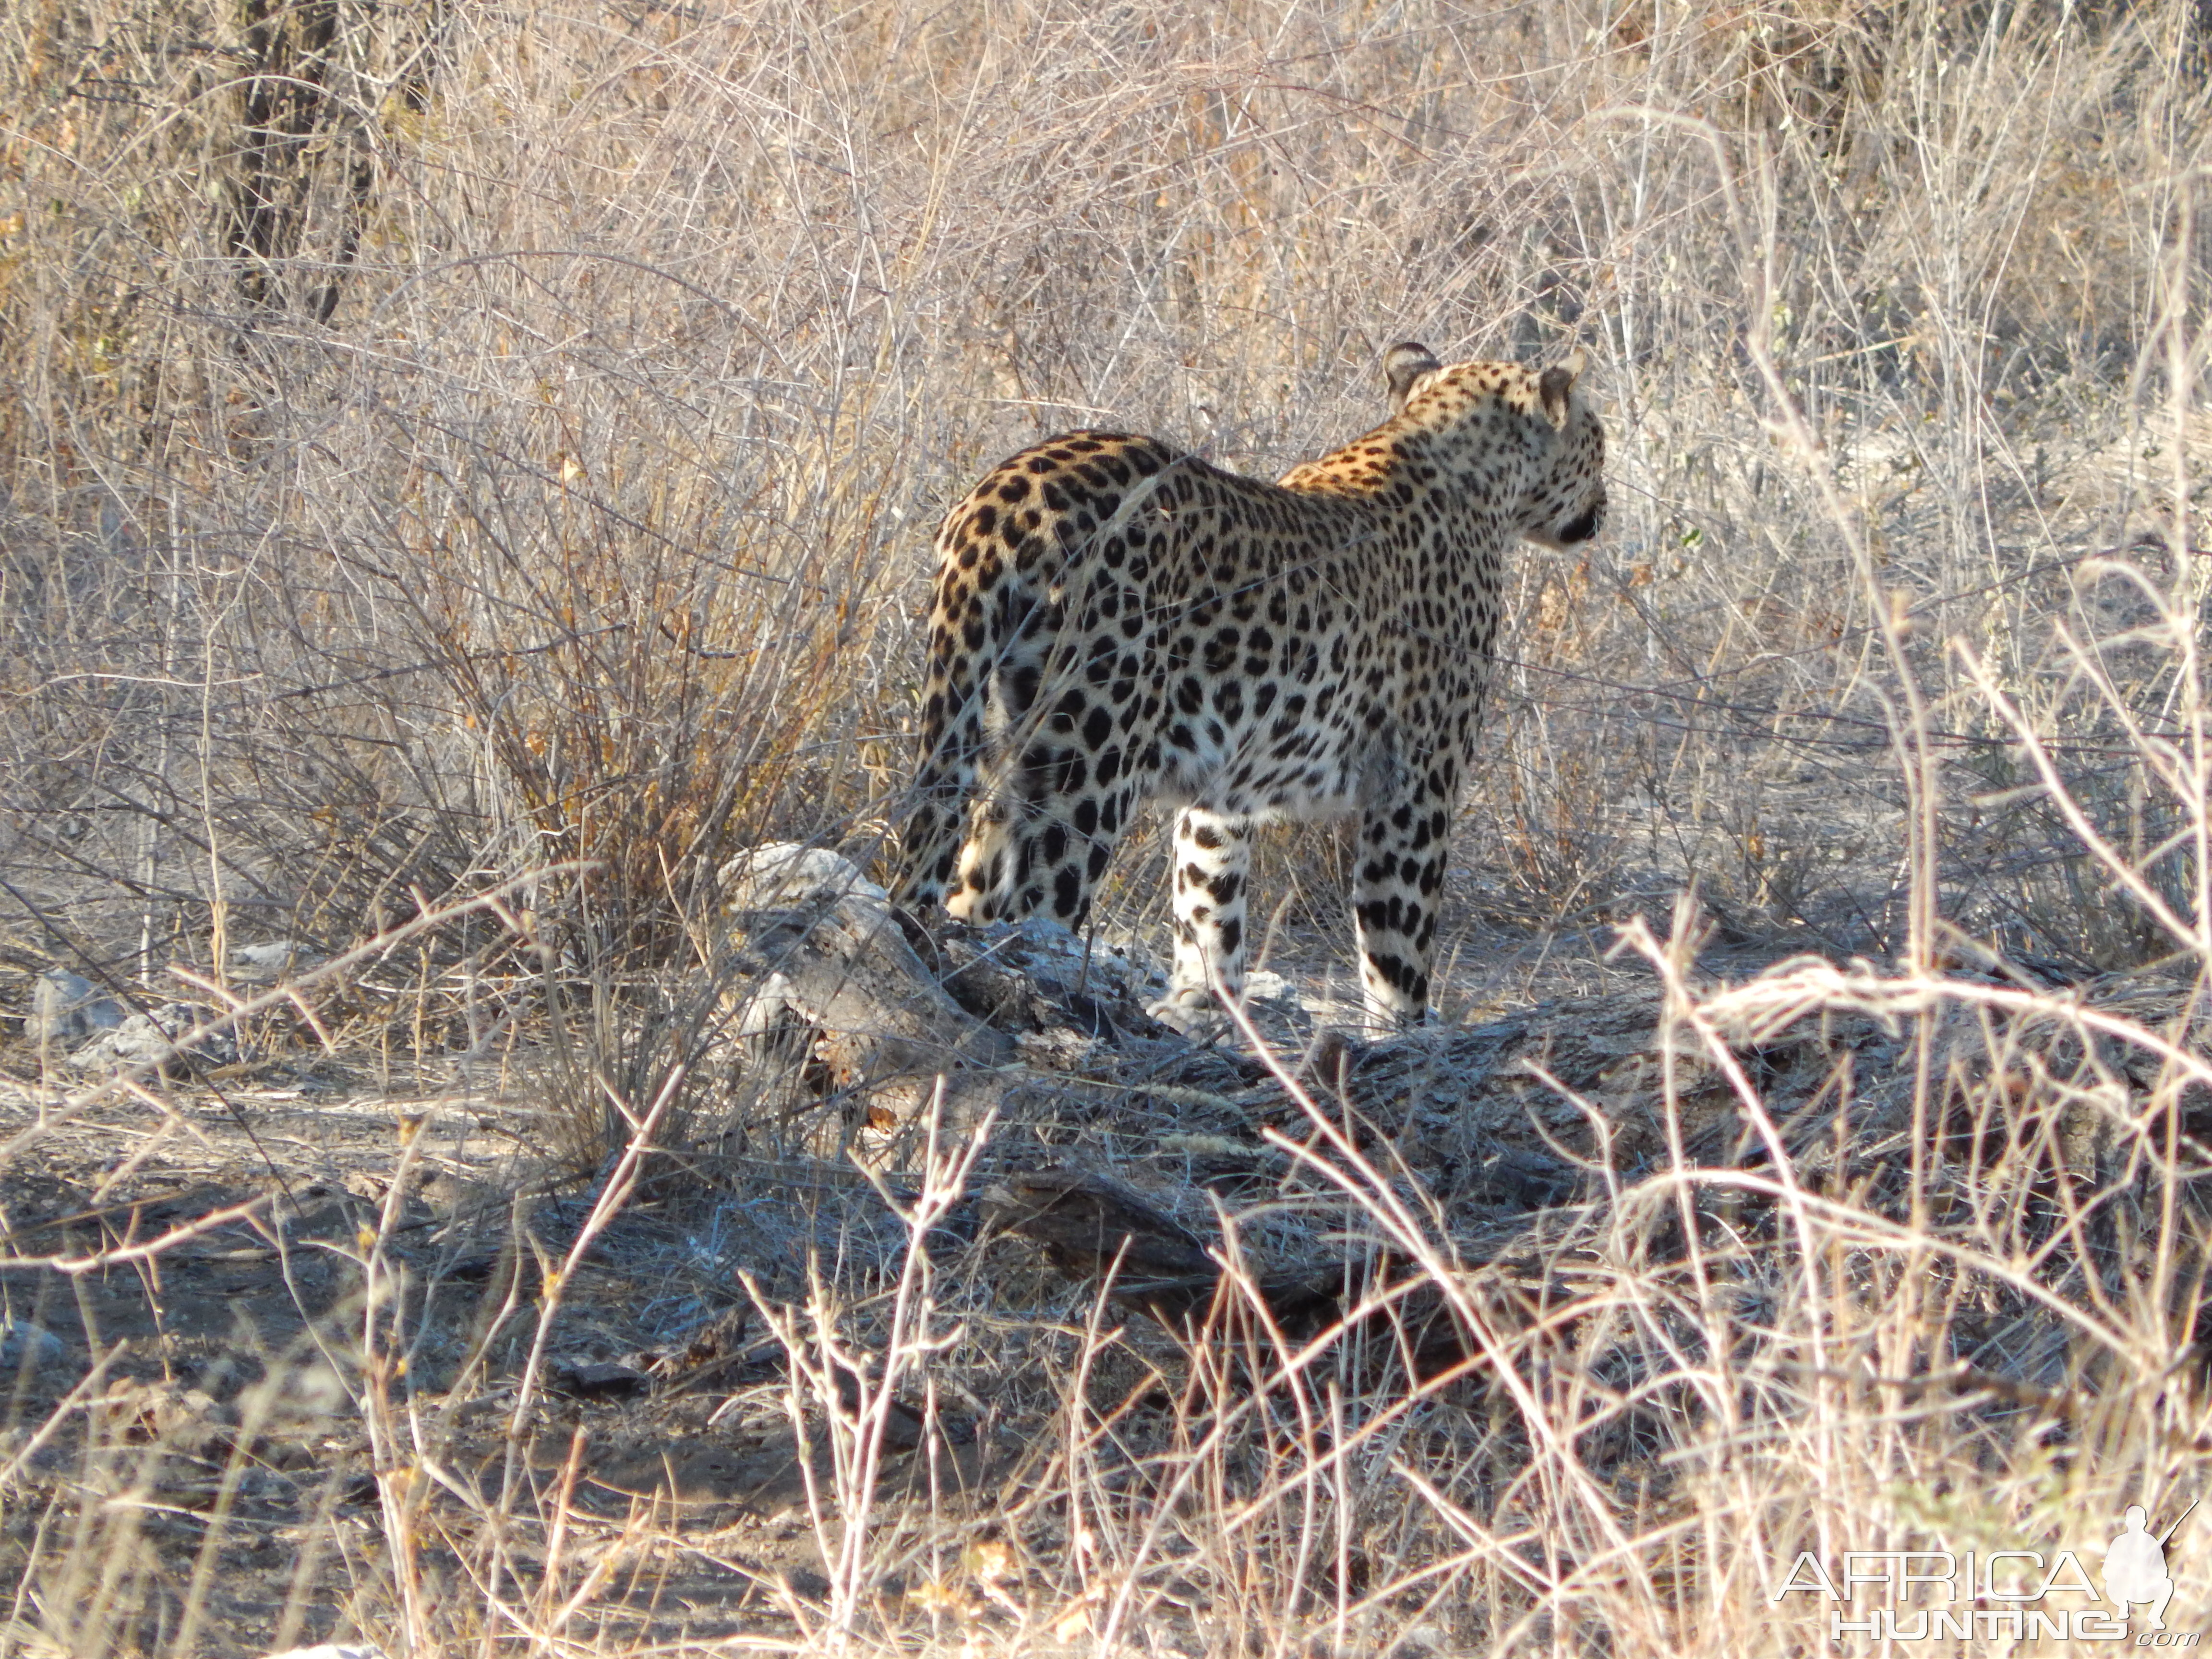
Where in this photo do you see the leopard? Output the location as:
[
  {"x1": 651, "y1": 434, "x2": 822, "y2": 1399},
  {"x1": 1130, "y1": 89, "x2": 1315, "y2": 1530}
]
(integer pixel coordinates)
[{"x1": 890, "y1": 341, "x2": 1606, "y2": 1032}]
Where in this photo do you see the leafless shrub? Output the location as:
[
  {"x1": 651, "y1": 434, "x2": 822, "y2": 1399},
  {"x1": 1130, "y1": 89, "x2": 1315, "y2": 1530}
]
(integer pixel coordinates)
[{"x1": 5, "y1": 0, "x2": 2212, "y2": 1653}]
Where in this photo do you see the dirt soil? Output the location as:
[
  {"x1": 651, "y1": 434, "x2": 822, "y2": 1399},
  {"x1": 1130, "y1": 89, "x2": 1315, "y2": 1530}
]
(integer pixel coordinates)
[{"x1": 1, "y1": 906, "x2": 2203, "y2": 1654}]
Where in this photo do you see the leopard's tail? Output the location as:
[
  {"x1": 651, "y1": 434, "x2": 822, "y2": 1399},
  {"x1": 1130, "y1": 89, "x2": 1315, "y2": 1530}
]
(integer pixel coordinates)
[{"x1": 890, "y1": 556, "x2": 997, "y2": 911}]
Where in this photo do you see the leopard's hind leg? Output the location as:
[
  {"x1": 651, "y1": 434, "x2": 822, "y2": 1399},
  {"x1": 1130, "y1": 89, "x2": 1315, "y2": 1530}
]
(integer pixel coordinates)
[
  {"x1": 935, "y1": 562, "x2": 1062, "y2": 921},
  {"x1": 1351, "y1": 755, "x2": 1458, "y2": 1028},
  {"x1": 904, "y1": 434, "x2": 1169, "y2": 922},
  {"x1": 947, "y1": 631, "x2": 1149, "y2": 932}
]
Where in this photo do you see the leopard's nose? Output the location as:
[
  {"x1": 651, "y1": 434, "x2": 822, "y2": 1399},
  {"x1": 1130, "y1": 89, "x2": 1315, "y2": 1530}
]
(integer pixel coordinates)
[{"x1": 1556, "y1": 500, "x2": 1603, "y2": 544}]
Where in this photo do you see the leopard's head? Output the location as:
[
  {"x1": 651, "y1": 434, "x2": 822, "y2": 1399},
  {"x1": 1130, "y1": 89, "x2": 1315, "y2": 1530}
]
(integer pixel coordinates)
[{"x1": 1383, "y1": 342, "x2": 1607, "y2": 549}]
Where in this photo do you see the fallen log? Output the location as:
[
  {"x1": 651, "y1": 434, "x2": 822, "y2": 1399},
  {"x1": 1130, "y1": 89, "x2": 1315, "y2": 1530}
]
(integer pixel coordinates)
[{"x1": 721, "y1": 845, "x2": 1014, "y2": 1130}]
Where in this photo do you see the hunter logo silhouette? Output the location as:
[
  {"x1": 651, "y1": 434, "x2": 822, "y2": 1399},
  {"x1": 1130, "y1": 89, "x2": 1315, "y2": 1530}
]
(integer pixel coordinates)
[{"x1": 2107, "y1": 1503, "x2": 2191, "y2": 1633}]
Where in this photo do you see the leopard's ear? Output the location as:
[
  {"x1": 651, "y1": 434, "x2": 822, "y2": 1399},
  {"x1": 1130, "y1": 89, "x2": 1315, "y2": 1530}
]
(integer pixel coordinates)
[
  {"x1": 1383, "y1": 341, "x2": 1443, "y2": 411},
  {"x1": 1539, "y1": 348, "x2": 1587, "y2": 427}
]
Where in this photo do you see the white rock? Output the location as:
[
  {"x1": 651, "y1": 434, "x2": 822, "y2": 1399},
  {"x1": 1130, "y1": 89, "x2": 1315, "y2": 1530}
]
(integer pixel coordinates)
[
  {"x1": 67, "y1": 1003, "x2": 238, "y2": 1072},
  {"x1": 228, "y1": 940, "x2": 318, "y2": 984},
  {"x1": 986, "y1": 919, "x2": 1157, "y2": 996},
  {"x1": 0, "y1": 1321, "x2": 66, "y2": 1372},
  {"x1": 24, "y1": 971, "x2": 123, "y2": 1044}
]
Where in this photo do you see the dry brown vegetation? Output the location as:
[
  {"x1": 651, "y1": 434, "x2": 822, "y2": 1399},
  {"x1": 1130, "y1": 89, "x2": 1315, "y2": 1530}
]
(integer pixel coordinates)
[{"x1": 6, "y1": 0, "x2": 2212, "y2": 1654}]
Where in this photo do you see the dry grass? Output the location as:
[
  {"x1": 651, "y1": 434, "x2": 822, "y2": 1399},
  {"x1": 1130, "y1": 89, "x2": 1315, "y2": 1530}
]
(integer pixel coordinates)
[{"x1": 5, "y1": 0, "x2": 2212, "y2": 1653}]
